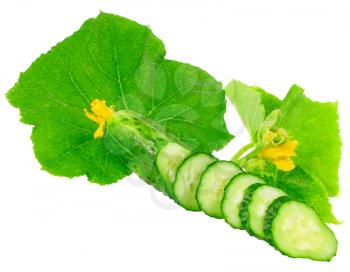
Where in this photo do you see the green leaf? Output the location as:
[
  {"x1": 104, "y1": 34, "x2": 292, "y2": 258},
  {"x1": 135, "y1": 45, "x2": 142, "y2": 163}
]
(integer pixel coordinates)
[
  {"x1": 252, "y1": 86, "x2": 282, "y2": 116},
  {"x1": 7, "y1": 12, "x2": 232, "y2": 185},
  {"x1": 150, "y1": 60, "x2": 232, "y2": 152},
  {"x1": 277, "y1": 85, "x2": 341, "y2": 196},
  {"x1": 225, "y1": 80, "x2": 265, "y2": 140}
]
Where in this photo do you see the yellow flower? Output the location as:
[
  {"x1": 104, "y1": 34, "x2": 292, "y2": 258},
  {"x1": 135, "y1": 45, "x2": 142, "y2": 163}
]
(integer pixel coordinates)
[
  {"x1": 84, "y1": 99, "x2": 114, "y2": 139},
  {"x1": 257, "y1": 140, "x2": 299, "y2": 172}
]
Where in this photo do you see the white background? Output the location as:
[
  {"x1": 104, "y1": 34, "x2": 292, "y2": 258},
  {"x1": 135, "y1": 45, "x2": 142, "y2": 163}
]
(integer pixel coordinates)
[{"x1": 0, "y1": 0, "x2": 349, "y2": 271}]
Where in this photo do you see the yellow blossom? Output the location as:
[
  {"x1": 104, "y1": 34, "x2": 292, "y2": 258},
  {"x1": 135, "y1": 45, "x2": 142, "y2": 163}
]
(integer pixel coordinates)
[
  {"x1": 84, "y1": 99, "x2": 113, "y2": 139},
  {"x1": 257, "y1": 140, "x2": 299, "y2": 171}
]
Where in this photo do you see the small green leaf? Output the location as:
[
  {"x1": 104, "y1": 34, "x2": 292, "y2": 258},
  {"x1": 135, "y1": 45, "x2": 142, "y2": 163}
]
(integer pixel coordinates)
[
  {"x1": 252, "y1": 86, "x2": 282, "y2": 116},
  {"x1": 7, "y1": 12, "x2": 232, "y2": 185},
  {"x1": 225, "y1": 80, "x2": 265, "y2": 140}
]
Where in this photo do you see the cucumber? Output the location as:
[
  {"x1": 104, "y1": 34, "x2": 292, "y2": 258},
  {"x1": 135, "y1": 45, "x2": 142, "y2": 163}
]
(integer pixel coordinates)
[
  {"x1": 196, "y1": 161, "x2": 242, "y2": 218},
  {"x1": 105, "y1": 110, "x2": 173, "y2": 194},
  {"x1": 156, "y1": 142, "x2": 191, "y2": 197},
  {"x1": 239, "y1": 183, "x2": 265, "y2": 232},
  {"x1": 247, "y1": 185, "x2": 286, "y2": 238},
  {"x1": 264, "y1": 198, "x2": 338, "y2": 261},
  {"x1": 221, "y1": 173, "x2": 265, "y2": 229},
  {"x1": 106, "y1": 112, "x2": 192, "y2": 199},
  {"x1": 173, "y1": 153, "x2": 217, "y2": 211},
  {"x1": 102, "y1": 107, "x2": 337, "y2": 261}
]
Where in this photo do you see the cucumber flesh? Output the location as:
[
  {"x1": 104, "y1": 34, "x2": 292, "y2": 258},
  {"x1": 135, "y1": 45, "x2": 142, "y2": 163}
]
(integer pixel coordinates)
[
  {"x1": 156, "y1": 142, "x2": 191, "y2": 197},
  {"x1": 196, "y1": 161, "x2": 242, "y2": 218},
  {"x1": 173, "y1": 153, "x2": 217, "y2": 211},
  {"x1": 269, "y1": 200, "x2": 337, "y2": 261},
  {"x1": 248, "y1": 185, "x2": 286, "y2": 238},
  {"x1": 221, "y1": 174, "x2": 265, "y2": 229}
]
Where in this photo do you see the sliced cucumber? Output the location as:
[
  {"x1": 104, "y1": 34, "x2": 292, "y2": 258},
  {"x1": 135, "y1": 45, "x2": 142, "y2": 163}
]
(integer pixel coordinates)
[
  {"x1": 173, "y1": 153, "x2": 217, "y2": 211},
  {"x1": 265, "y1": 198, "x2": 338, "y2": 261},
  {"x1": 196, "y1": 161, "x2": 242, "y2": 218},
  {"x1": 156, "y1": 142, "x2": 191, "y2": 197},
  {"x1": 239, "y1": 183, "x2": 265, "y2": 232},
  {"x1": 221, "y1": 174, "x2": 265, "y2": 229},
  {"x1": 247, "y1": 185, "x2": 286, "y2": 238}
]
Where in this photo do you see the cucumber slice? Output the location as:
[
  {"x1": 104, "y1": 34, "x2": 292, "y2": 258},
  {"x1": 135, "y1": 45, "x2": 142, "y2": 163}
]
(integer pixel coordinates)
[
  {"x1": 239, "y1": 183, "x2": 265, "y2": 232},
  {"x1": 173, "y1": 153, "x2": 217, "y2": 211},
  {"x1": 221, "y1": 174, "x2": 265, "y2": 229},
  {"x1": 265, "y1": 198, "x2": 338, "y2": 261},
  {"x1": 248, "y1": 185, "x2": 286, "y2": 238},
  {"x1": 156, "y1": 142, "x2": 191, "y2": 197},
  {"x1": 196, "y1": 161, "x2": 242, "y2": 218}
]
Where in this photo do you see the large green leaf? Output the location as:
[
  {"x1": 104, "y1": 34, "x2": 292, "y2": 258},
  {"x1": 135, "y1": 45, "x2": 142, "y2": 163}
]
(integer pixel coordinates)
[
  {"x1": 7, "y1": 12, "x2": 232, "y2": 185},
  {"x1": 277, "y1": 85, "x2": 341, "y2": 196}
]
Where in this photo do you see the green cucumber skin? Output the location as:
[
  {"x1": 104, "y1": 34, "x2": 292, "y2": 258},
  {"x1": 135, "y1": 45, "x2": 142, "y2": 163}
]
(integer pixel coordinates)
[
  {"x1": 263, "y1": 196, "x2": 299, "y2": 259},
  {"x1": 263, "y1": 196, "x2": 291, "y2": 245},
  {"x1": 173, "y1": 153, "x2": 217, "y2": 212},
  {"x1": 239, "y1": 183, "x2": 265, "y2": 234},
  {"x1": 104, "y1": 110, "x2": 183, "y2": 196}
]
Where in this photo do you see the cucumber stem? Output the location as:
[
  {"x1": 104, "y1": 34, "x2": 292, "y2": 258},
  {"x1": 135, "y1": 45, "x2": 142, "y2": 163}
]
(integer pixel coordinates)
[{"x1": 231, "y1": 142, "x2": 256, "y2": 162}]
